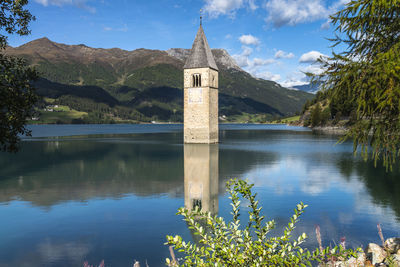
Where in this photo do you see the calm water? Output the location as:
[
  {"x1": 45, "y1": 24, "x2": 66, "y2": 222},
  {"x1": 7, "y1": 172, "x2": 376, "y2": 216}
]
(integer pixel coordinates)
[{"x1": 0, "y1": 124, "x2": 399, "y2": 266}]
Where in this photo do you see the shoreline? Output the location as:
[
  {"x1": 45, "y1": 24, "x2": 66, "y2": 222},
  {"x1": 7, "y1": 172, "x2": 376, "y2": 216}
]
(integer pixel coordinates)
[{"x1": 311, "y1": 125, "x2": 348, "y2": 135}]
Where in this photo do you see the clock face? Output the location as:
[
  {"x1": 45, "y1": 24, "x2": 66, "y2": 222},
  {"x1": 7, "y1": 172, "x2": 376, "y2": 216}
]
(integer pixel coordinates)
[{"x1": 188, "y1": 88, "x2": 203, "y2": 104}]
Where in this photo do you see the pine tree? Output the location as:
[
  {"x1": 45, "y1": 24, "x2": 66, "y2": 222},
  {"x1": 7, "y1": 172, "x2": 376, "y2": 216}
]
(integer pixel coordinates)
[{"x1": 317, "y1": 0, "x2": 400, "y2": 169}]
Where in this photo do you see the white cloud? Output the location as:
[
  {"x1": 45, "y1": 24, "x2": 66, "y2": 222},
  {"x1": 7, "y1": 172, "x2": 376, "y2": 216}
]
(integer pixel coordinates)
[
  {"x1": 232, "y1": 46, "x2": 252, "y2": 67},
  {"x1": 281, "y1": 80, "x2": 309, "y2": 88},
  {"x1": 34, "y1": 0, "x2": 96, "y2": 13},
  {"x1": 279, "y1": 71, "x2": 309, "y2": 88},
  {"x1": 232, "y1": 44, "x2": 279, "y2": 81},
  {"x1": 203, "y1": 0, "x2": 245, "y2": 17},
  {"x1": 264, "y1": 0, "x2": 349, "y2": 27},
  {"x1": 320, "y1": 20, "x2": 331, "y2": 30},
  {"x1": 265, "y1": 0, "x2": 327, "y2": 27},
  {"x1": 203, "y1": 0, "x2": 258, "y2": 17},
  {"x1": 233, "y1": 54, "x2": 250, "y2": 67},
  {"x1": 300, "y1": 64, "x2": 325, "y2": 75},
  {"x1": 248, "y1": 0, "x2": 258, "y2": 10},
  {"x1": 279, "y1": 59, "x2": 325, "y2": 88},
  {"x1": 225, "y1": 34, "x2": 233, "y2": 39},
  {"x1": 274, "y1": 50, "x2": 294, "y2": 59},
  {"x1": 239, "y1": 34, "x2": 260, "y2": 46},
  {"x1": 299, "y1": 50, "x2": 327, "y2": 63},
  {"x1": 103, "y1": 24, "x2": 129, "y2": 32},
  {"x1": 257, "y1": 71, "x2": 281, "y2": 81},
  {"x1": 253, "y1": 58, "x2": 275, "y2": 66},
  {"x1": 232, "y1": 46, "x2": 274, "y2": 70}
]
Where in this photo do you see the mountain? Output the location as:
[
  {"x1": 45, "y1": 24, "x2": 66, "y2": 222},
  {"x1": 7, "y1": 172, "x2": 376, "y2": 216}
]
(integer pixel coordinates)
[
  {"x1": 5, "y1": 37, "x2": 314, "y2": 123},
  {"x1": 292, "y1": 82, "x2": 321, "y2": 94}
]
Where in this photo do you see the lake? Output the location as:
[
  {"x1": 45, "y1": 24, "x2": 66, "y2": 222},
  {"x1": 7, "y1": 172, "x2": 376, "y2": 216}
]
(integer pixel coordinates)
[{"x1": 0, "y1": 124, "x2": 399, "y2": 266}]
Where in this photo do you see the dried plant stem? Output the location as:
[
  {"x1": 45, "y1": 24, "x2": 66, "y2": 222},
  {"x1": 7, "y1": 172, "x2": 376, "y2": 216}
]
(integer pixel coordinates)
[
  {"x1": 377, "y1": 223, "x2": 385, "y2": 247},
  {"x1": 169, "y1": 246, "x2": 178, "y2": 266},
  {"x1": 316, "y1": 225, "x2": 323, "y2": 252}
]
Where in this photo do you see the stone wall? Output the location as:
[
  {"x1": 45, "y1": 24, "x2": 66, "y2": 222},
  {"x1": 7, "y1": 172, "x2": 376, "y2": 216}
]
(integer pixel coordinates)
[{"x1": 184, "y1": 67, "x2": 218, "y2": 143}]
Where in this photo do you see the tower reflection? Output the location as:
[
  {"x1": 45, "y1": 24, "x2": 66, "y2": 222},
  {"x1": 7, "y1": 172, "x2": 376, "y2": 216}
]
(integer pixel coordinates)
[{"x1": 184, "y1": 144, "x2": 219, "y2": 214}]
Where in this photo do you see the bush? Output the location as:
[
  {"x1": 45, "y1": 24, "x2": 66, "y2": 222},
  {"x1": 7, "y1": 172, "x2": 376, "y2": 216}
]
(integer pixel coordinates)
[{"x1": 166, "y1": 179, "x2": 358, "y2": 266}]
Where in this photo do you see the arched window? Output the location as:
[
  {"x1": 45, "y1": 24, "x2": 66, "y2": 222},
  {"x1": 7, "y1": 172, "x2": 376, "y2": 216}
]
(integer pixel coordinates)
[{"x1": 192, "y1": 74, "x2": 202, "y2": 87}]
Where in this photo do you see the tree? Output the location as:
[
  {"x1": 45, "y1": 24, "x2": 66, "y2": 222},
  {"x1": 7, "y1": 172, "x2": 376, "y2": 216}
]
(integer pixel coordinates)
[
  {"x1": 316, "y1": 0, "x2": 400, "y2": 169},
  {"x1": 0, "y1": 0, "x2": 37, "y2": 152},
  {"x1": 311, "y1": 104, "x2": 322, "y2": 127}
]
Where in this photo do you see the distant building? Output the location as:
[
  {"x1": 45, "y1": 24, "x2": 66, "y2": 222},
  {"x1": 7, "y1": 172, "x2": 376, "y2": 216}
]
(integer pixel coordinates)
[{"x1": 183, "y1": 20, "x2": 219, "y2": 144}]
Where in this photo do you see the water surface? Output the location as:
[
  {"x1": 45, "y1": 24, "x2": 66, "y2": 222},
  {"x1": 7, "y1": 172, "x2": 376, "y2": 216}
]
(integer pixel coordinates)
[{"x1": 0, "y1": 124, "x2": 399, "y2": 266}]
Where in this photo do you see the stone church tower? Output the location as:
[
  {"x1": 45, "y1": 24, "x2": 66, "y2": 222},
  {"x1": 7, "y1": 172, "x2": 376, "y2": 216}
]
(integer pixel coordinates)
[{"x1": 183, "y1": 23, "x2": 219, "y2": 144}]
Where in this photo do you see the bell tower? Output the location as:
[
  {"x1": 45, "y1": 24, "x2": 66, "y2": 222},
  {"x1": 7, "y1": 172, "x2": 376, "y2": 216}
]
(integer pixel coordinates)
[{"x1": 183, "y1": 18, "x2": 219, "y2": 144}]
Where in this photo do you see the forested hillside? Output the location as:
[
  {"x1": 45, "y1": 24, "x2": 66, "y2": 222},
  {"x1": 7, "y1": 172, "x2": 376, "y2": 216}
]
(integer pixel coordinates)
[{"x1": 6, "y1": 38, "x2": 313, "y2": 123}]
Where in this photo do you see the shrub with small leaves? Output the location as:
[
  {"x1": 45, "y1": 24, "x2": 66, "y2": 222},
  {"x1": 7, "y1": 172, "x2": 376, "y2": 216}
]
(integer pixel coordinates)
[{"x1": 166, "y1": 178, "x2": 359, "y2": 266}]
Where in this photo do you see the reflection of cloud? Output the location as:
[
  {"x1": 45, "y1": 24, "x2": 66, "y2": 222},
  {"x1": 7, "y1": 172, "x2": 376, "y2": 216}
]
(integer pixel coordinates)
[
  {"x1": 300, "y1": 170, "x2": 329, "y2": 195},
  {"x1": 38, "y1": 239, "x2": 91, "y2": 264},
  {"x1": 0, "y1": 239, "x2": 91, "y2": 266},
  {"x1": 240, "y1": 154, "x2": 400, "y2": 231}
]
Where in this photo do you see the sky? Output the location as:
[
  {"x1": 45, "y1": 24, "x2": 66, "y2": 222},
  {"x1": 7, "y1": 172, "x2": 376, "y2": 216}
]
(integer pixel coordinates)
[{"x1": 7, "y1": 0, "x2": 350, "y2": 88}]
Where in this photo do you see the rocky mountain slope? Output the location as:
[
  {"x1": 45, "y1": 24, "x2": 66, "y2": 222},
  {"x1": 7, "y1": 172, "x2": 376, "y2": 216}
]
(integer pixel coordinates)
[{"x1": 5, "y1": 38, "x2": 313, "y2": 123}]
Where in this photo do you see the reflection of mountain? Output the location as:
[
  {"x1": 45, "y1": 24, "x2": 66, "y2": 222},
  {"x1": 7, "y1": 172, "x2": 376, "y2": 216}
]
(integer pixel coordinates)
[
  {"x1": 0, "y1": 133, "x2": 278, "y2": 207},
  {"x1": 336, "y1": 157, "x2": 400, "y2": 219},
  {"x1": 184, "y1": 144, "x2": 219, "y2": 214},
  {"x1": 0, "y1": 135, "x2": 185, "y2": 206}
]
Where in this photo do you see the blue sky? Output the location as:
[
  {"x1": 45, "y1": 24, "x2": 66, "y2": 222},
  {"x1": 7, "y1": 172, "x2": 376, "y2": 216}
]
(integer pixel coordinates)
[{"x1": 7, "y1": 0, "x2": 349, "y2": 88}]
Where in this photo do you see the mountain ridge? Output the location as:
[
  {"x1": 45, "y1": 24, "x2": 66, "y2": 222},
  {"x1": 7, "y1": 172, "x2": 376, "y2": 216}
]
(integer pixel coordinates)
[{"x1": 5, "y1": 37, "x2": 313, "y2": 123}]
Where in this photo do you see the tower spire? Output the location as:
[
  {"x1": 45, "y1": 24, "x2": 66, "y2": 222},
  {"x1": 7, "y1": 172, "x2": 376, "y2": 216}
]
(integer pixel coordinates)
[{"x1": 200, "y1": 9, "x2": 203, "y2": 26}]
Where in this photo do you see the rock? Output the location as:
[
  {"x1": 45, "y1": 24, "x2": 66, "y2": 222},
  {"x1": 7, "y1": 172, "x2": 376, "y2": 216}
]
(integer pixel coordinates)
[
  {"x1": 392, "y1": 254, "x2": 400, "y2": 265},
  {"x1": 346, "y1": 252, "x2": 366, "y2": 266},
  {"x1": 367, "y1": 243, "x2": 387, "y2": 265},
  {"x1": 384, "y1": 254, "x2": 400, "y2": 266},
  {"x1": 319, "y1": 261, "x2": 345, "y2": 267},
  {"x1": 385, "y1": 237, "x2": 400, "y2": 253}
]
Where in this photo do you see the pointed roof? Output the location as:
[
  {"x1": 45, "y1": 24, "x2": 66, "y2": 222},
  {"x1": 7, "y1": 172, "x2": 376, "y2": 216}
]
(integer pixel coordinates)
[{"x1": 184, "y1": 25, "x2": 218, "y2": 71}]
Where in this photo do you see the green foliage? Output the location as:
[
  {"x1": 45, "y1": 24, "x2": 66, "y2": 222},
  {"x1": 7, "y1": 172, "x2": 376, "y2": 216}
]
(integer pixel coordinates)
[
  {"x1": 0, "y1": 0, "x2": 37, "y2": 152},
  {"x1": 332, "y1": 111, "x2": 342, "y2": 125},
  {"x1": 0, "y1": 0, "x2": 35, "y2": 49},
  {"x1": 166, "y1": 179, "x2": 357, "y2": 266},
  {"x1": 0, "y1": 54, "x2": 38, "y2": 151},
  {"x1": 311, "y1": 105, "x2": 322, "y2": 127},
  {"x1": 320, "y1": 107, "x2": 331, "y2": 125},
  {"x1": 316, "y1": 0, "x2": 400, "y2": 169}
]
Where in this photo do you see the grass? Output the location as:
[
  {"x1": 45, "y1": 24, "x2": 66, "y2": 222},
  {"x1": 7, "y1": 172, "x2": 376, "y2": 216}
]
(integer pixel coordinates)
[
  {"x1": 269, "y1": 115, "x2": 300, "y2": 124},
  {"x1": 30, "y1": 105, "x2": 88, "y2": 124},
  {"x1": 224, "y1": 113, "x2": 271, "y2": 123}
]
